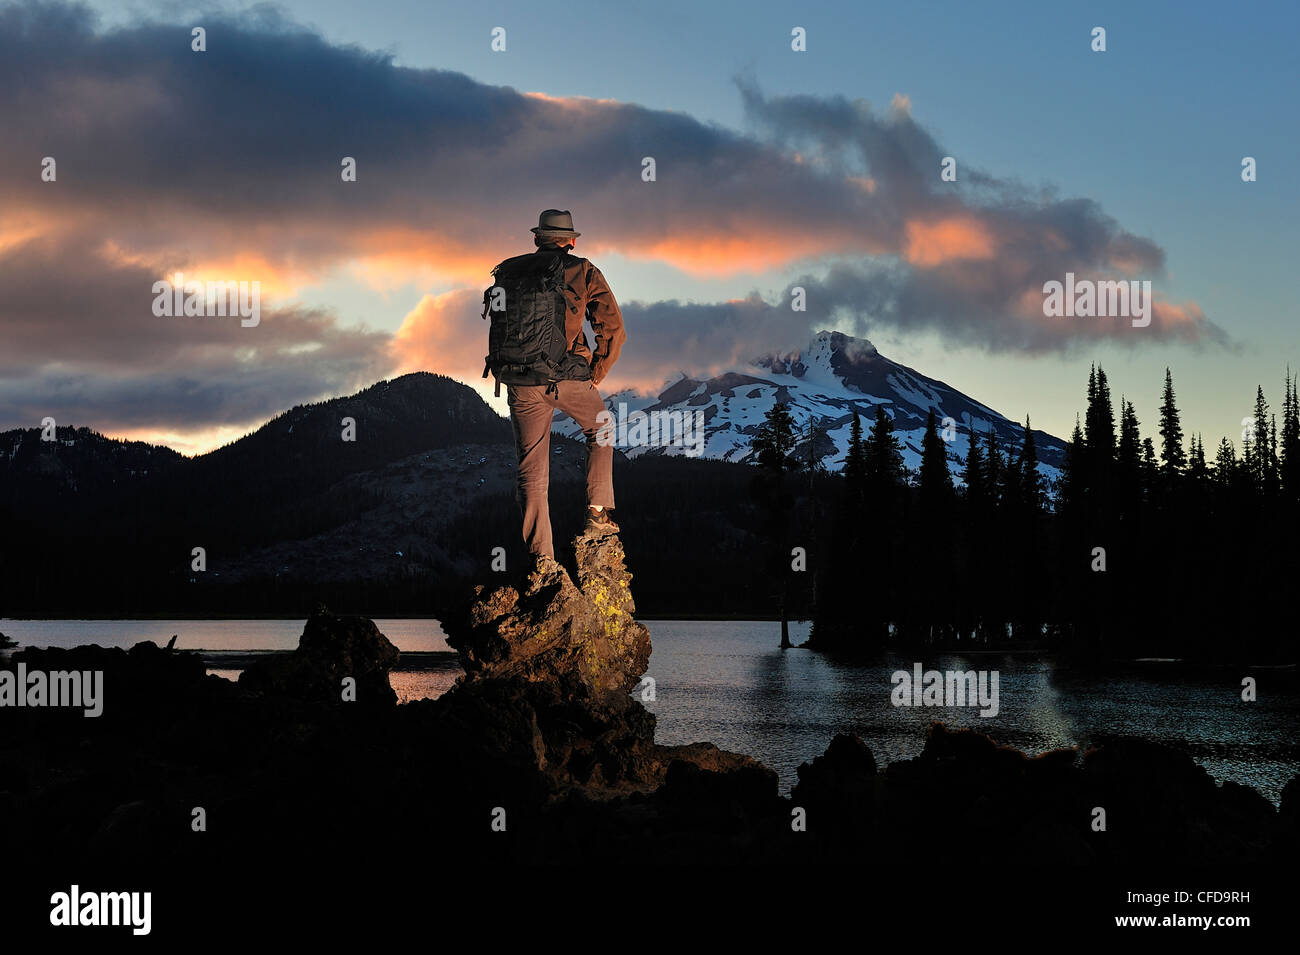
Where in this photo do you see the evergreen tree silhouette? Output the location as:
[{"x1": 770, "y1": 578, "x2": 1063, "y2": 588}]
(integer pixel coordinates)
[
  {"x1": 984, "y1": 427, "x2": 1004, "y2": 509},
  {"x1": 1059, "y1": 415, "x2": 1085, "y2": 515},
  {"x1": 1251, "y1": 386, "x2": 1272, "y2": 495},
  {"x1": 1158, "y1": 368, "x2": 1187, "y2": 477},
  {"x1": 864, "y1": 405, "x2": 905, "y2": 492},
  {"x1": 1281, "y1": 370, "x2": 1300, "y2": 500},
  {"x1": 1214, "y1": 435, "x2": 1238, "y2": 487},
  {"x1": 963, "y1": 423, "x2": 986, "y2": 506},
  {"x1": 919, "y1": 408, "x2": 954, "y2": 507},
  {"x1": 1116, "y1": 399, "x2": 1143, "y2": 521},
  {"x1": 1018, "y1": 416, "x2": 1043, "y2": 513},
  {"x1": 749, "y1": 400, "x2": 800, "y2": 648},
  {"x1": 843, "y1": 410, "x2": 867, "y2": 506},
  {"x1": 1140, "y1": 437, "x2": 1159, "y2": 500}
]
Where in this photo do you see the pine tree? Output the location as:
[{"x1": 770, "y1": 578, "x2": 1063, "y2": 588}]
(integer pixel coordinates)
[
  {"x1": 864, "y1": 405, "x2": 905, "y2": 490},
  {"x1": 1085, "y1": 365, "x2": 1098, "y2": 444},
  {"x1": 1093, "y1": 368, "x2": 1117, "y2": 461},
  {"x1": 919, "y1": 408, "x2": 953, "y2": 505},
  {"x1": 843, "y1": 411, "x2": 867, "y2": 501},
  {"x1": 752, "y1": 400, "x2": 797, "y2": 473},
  {"x1": 1269, "y1": 414, "x2": 1279, "y2": 497},
  {"x1": 1140, "y1": 437, "x2": 1159, "y2": 498},
  {"x1": 984, "y1": 427, "x2": 1004, "y2": 507},
  {"x1": 1118, "y1": 399, "x2": 1141, "y2": 470},
  {"x1": 750, "y1": 400, "x2": 799, "y2": 648},
  {"x1": 1082, "y1": 366, "x2": 1116, "y2": 512},
  {"x1": 814, "y1": 410, "x2": 871, "y2": 650},
  {"x1": 803, "y1": 418, "x2": 826, "y2": 487},
  {"x1": 858, "y1": 405, "x2": 903, "y2": 648},
  {"x1": 1018, "y1": 415, "x2": 1043, "y2": 512},
  {"x1": 1251, "y1": 386, "x2": 1271, "y2": 493},
  {"x1": 1214, "y1": 436, "x2": 1237, "y2": 487},
  {"x1": 1158, "y1": 368, "x2": 1186, "y2": 476},
  {"x1": 1188, "y1": 434, "x2": 1209, "y2": 484},
  {"x1": 1116, "y1": 398, "x2": 1142, "y2": 517},
  {"x1": 1282, "y1": 370, "x2": 1300, "y2": 499},
  {"x1": 1003, "y1": 431, "x2": 1024, "y2": 512},
  {"x1": 1059, "y1": 416, "x2": 1085, "y2": 513},
  {"x1": 963, "y1": 423, "x2": 985, "y2": 504}
]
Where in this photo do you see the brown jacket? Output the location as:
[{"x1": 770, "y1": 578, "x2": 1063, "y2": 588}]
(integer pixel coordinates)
[{"x1": 550, "y1": 251, "x2": 626, "y2": 385}]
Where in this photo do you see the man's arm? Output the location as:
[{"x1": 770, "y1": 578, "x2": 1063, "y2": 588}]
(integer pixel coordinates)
[{"x1": 585, "y1": 264, "x2": 626, "y2": 386}]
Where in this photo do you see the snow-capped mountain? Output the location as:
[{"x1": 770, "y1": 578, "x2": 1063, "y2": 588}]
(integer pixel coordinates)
[{"x1": 555, "y1": 330, "x2": 1065, "y2": 486}]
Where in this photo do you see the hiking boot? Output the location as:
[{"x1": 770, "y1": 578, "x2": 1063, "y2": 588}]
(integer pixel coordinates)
[{"x1": 581, "y1": 508, "x2": 620, "y2": 539}]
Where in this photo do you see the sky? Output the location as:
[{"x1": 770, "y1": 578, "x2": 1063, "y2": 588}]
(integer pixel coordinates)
[{"x1": 1, "y1": 0, "x2": 1296, "y2": 454}]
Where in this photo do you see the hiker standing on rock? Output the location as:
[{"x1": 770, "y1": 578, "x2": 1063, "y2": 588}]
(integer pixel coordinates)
[{"x1": 482, "y1": 209, "x2": 627, "y2": 570}]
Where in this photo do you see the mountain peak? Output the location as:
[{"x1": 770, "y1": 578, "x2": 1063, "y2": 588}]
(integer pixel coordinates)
[
  {"x1": 558, "y1": 329, "x2": 1065, "y2": 484},
  {"x1": 752, "y1": 330, "x2": 878, "y2": 378}
]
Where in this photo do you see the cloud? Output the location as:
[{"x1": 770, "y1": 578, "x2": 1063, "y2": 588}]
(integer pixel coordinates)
[
  {"x1": 390, "y1": 288, "x2": 489, "y2": 385},
  {"x1": 902, "y1": 217, "x2": 997, "y2": 267},
  {"x1": 791, "y1": 260, "x2": 1227, "y2": 354},
  {"x1": 0, "y1": 2, "x2": 1226, "y2": 446},
  {"x1": 0, "y1": 234, "x2": 391, "y2": 438},
  {"x1": 731, "y1": 80, "x2": 1225, "y2": 350}
]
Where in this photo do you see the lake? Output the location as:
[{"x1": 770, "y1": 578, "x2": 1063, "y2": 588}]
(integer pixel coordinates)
[{"x1": 3, "y1": 617, "x2": 1296, "y2": 804}]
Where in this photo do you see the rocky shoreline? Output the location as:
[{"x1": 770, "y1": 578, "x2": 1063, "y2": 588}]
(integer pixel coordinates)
[{"x1": 1, "y1": 536, "x2": 1296, "y2": 868}]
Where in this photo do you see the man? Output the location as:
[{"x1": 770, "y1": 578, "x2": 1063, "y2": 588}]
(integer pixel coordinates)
[{"x1": 482, "y1": 209, "x2": 627, "y2": 570}]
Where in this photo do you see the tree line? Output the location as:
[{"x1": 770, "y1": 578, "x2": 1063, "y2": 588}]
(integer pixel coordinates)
[{"x1": 753, "y1": 365, "x2": 1298, "y2": 662}]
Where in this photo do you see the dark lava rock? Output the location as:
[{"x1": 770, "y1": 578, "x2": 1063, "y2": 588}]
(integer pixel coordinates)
[
  {"x1": 791, "y1": 733, "x2": 877, "y2": 837},
  {"x1": 657, "y1": 759, "x2": 782, "y2": 818},
  {"x1": 1080, "y1": 737, "x2": 1282, "y2": 863},
  {"x1": 3, "y1": 640, "x2": 214, "y2": 723},
  {"x1": 445, "y1": 534, "x2": 651, "y2": 700},
  {"x1": 436, "y1": 533, "x2": 715, "y2": 794},
  {"x1": 240, "y1": 606, "x2": 399, "y2": 707}
]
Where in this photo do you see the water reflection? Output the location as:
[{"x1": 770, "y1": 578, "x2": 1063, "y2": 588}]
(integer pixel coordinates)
[{"x1": 646, "y1": 622, "x2": 1300, "y2": 805}]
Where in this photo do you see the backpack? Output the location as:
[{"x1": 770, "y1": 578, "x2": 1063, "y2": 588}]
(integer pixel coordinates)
[{"x1": 481, "y1": 250, "x2": 590, "y2": 395}]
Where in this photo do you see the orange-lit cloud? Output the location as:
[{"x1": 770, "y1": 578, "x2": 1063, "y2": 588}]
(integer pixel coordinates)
[
  {"x1": 903, "y1": 217, "x2": 998, "y2": 267},
  {"x1": 629, "y1": 231, "x2": 884, "y2": 277},
  {"x1": 1150, "y1": 298, "x2": 1207, "y2": 329},
  {"x1": 390, "y1": 288, "x2": 488, "y2": 384}
]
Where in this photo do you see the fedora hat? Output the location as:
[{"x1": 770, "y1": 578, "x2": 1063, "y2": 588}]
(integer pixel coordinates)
[{"x1": 530, "y1": 208, "x2": 581, "y2": 237}]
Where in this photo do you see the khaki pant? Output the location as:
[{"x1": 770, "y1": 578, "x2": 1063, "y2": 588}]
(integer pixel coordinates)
[{"x1": 507, "y1": 379, "x2": 615, "y2": 559}]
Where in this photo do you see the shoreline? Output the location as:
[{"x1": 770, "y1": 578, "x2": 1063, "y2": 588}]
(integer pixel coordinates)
[{"x1": 3, "y1": 626, "x2": 1296, "y2": 668}]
